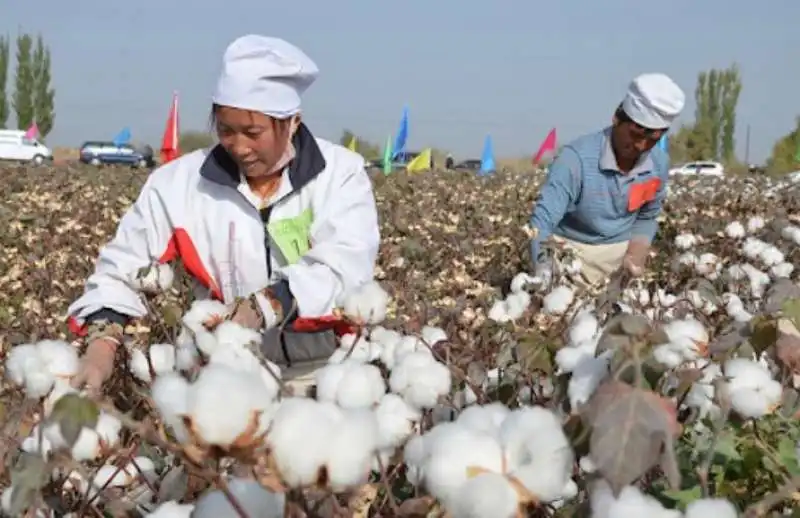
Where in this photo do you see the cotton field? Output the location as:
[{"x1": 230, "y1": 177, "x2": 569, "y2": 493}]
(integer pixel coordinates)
[{"x1": 1, "y1": 164, "x2": 800, "y2": 517}]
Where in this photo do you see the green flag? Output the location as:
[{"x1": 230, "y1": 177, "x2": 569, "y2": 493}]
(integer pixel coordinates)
[
  {"x1": 382, "y1": 135, "x2": 393, "y2": 175},
  {"x1": 794, "y1": 139, "x2": 800, "y2": 162}
]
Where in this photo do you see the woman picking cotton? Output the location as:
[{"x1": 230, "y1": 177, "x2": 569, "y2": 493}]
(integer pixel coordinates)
[{"x1": 66, "y1": 35, "x2": 380, "y2": 396}]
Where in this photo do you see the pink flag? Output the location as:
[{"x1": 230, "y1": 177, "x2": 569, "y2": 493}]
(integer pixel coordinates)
[
  {"x1": 24, "y1": 122, "x2": 39, "y2": 140},
  {"x1": 532, "y1": 128, "x2": 557, "y2": 165}
]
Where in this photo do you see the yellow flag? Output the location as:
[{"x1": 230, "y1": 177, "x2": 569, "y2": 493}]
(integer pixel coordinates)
[
  {"x1": 406, "y1": 148, "x2": 432, "y2": 173},
  {"x1": 347, "y1": 135, "x2": 357, "y2": 151}
]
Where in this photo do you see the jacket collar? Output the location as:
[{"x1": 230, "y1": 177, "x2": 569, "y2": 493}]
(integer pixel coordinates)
[
  {"x1": 599, "y1": 127, "x2": 654, "y2": 176},
  {"x1": 200, "y1": 122, "x2": 327, "y2": 192}
]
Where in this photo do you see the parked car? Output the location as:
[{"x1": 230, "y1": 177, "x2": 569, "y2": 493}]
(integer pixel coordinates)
[
  {"x1": 454, "y1": 159, "x2": 482, "y2": 171},
  {"x1": 0, "y1": 129, "x2": 53, "y2": 165},
  {"x1": 668, "y1": 161, "x2": 724, "y2": 177},
  {"x1": 79, "y1": 141, "x2": 155, "y2": 168}
]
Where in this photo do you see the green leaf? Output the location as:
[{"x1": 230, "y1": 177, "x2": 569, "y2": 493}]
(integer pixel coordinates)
[
  {"x1": 662, "y1": 485, "x2": 702, "y2": 507},
  {"x1": 8, "y1": 452, "x2": 48, "y2": 516},
  {"x1": 48, "y1": 393, "x2": 100, "y2": 447},
  {"x1": 782, "y1": 298, "x2": 800, "y2": 331},
  {"x1": 778, "y1": 437, "x2": 800, "y2": 476},
  {"x1": 714, "y1": 431, "x2": 742, "y2": 461},
  {"x1": 749, "y1": 316, "x2": 778, "y2": 355}
]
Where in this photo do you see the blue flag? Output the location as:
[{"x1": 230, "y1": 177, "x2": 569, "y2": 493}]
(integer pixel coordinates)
[
  {"x1": 391, "y1": 106, "x2": 409, "y2": 161},
  {"x1": 479, "y1": 135, "x2": 495, "y2": 175},
  {"x1": 113, "y1": 127, "x2": 132, "y2": 147}
]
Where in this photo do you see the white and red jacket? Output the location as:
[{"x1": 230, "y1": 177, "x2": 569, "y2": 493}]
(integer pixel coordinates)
[{"x1": 67, "y1": 124, "x2": 380, "y2": 363}]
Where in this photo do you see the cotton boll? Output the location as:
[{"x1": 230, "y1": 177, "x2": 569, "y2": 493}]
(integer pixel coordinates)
[
  {"x1": 488, "y1": 300, "x2": 511, "y2": 323},
  {"x1": 589, "y1": 480, "x2": 681, "y2": 518},
  {"x1": 374, "y1": 393, "x2": 421, "y2": 449},
  {"x1": 21, "y1": 426, "x2": 52, "y2": 458},
  {"x1": 746, "y1": 216, "x2": 765, "y2": 233},
  {"x1": 781, "y1": 224, "x2": 800, "y2": 245},
  {"x1": 146, "y1": 501, "x2": 195, "y2": 518},
  {"x1": 420, "y1": 426, "x2": 505, "y2": 507},
  {"x1": 695, "y1": 253, "x2": 721, "y2": 279},
  {"x1": 450, "y1": 472, "x2": 519, "y2": 518},
  {"x1": 725, "y1": 221, "x2": 746, "y2": 239},
  {"x1": 174, "y1": 342, "x2": 200, "y2": 372},
  {"x1": 129, "y1": 344, "x2": 177, "y2": 383},
  {"x1": 504, "y1": 291, "x2": 531, "y2": 320},
  {"x1": 683, "y1": 362, "x2": 722, "y2": 420},
  {"x1": 151, "y1": 373, "x2": 191, "y2": 442},
  {"x1": 134, "y1": 263, "x2": 175, "y2": 294},
  {"x1": 771, "y1": 262, "x2": 794, "y2": 279},
  {"x1": 674, "y1": 232, "x2": 697, "y2": 250},
  {"x1": 70, "y1": 427, "x2": 102, "y2": 461},
  {"x1": 422, "y1": 326, "x2": 447, "y2": 346},
  {"x1": 652, "y1": 318, "x2": 709, "y2": 368},
  {"x1": 759, "y1": 245, "x2": 784, "y2": 267},
  {"x1": 343, "y1": 281, "x2": 389, "y2": 324},
  {"x1": 186, "y1": 365, "x2": 272, "y2": 447},
  {"x1": 510, "y1": 272, "x2": 536, "y2": 294},
  {"x1": 193, "y1": 478, "x2": 284, "y2": 518},
  {"x1": 315, "y1": 360, "x2": 385, "y2": 410},
  {"x1": 214, "y1": 321, "x2": 261, "y2": 349},
  {"x1": 5, "y1": 343, "x2": 39, "y2": 386},
  {"x1": 391, "y1": 335, "x2": 431, "y2": 366},
  {"x1": 655, "y1": 289, "x2": 677, "y2": 308},
  {"x1": 389, "y1": 352, "x2": 451, "y2": 409},
  {"x1": 35, "y1": 340, "x2": 80, "y2": 379},
  {"x1": 543, "y1": 285, "x2": 574, "y2": 315},
  {"x1": 567, "y1": 351, "x2": 611, "y2": 410},
  {"x1": 328, "y1": 333, "x2": 378, "y2": 364},
  {"x1": 457, "y1": 403, "x2": 511, "y2": 437},
  {"x1": 563, "y1": 257, "x2": 583, "y2": 275},
  {"x1": 568, "y1": 310, "x2": 599, "y2": 346},
  {"x1": 684, "y1": 497, "x2": 738, "y2": 518},
  {"x1": 268, "y1": 398, "x2": 339, "y2": 487},
  {"x1": 95, "y1": 412, "x2": 122, "y2": 447},
  {"x1": 183, "y1": 300, "x2": 229, "y2": 332},
  {"x1": 207, "y1": 345, "x2": 282, "y2": 400},
  {"x1": 723, "y1": 358, "x2": 782, "y2": 419},
  {"x1": 325, "y1": 409, "x2": 380, "y2": 491}
]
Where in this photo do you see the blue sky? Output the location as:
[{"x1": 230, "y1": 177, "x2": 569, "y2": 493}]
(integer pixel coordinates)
[{"x1": 3, "y1": 1, "x2": 798, "y2": 162}]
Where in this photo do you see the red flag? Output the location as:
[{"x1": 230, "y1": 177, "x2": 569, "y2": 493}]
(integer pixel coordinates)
[
  {"x1": 160, "y1": 91, "x2": 180, "y2": 165},
  {"x1": 532, "y1": 128, "x2": 557, "y2": 165}
]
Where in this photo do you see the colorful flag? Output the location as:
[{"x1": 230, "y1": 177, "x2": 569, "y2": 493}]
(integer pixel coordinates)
[
  {"x1": 533, "y1": 128, "x2": 557, "y2": 164},
  {"x1": 479, "y1": 135, "x2": 495, "y2": 175},
  {"x1": 392, "y1": 106, "x2": 409, "y2": 160},
  {"x1": 382, "y1": 135, "x2": 393, "y2": 175},
  {"x1": 346, "y1": 135, "x2": 357, "y2": 152},
  {"x1": 406, "y1": 148, "x2": 432, "y2": 173},
  {"x1": 113, "y1": 127, "x2": 131, "y2": 147},
  {"x1": 23, "y1": 122, "x2": 38, "y2": 140},
  {"x1": 160, "y1": 91, "x2": 180, "y2": 165}
]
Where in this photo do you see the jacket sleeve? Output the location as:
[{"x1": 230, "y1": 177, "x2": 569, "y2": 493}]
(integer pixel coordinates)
[
  {"x1": 271, "y1": 154, "x2": 380, "y2": 318},
  {"x1": 529, "y1": 147, "x2": 582, "y2": 261},
  {"x1": 630, "y1": 154, "x2": 670, "y2": 243},
  {"x1": 67, "y1": 174, "x2": 174, "y2": 328}
]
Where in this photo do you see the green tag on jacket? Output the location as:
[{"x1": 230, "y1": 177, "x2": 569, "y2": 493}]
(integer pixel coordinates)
[{"x1": 267, "y1": 208, "x2": 313, "y2": 265}]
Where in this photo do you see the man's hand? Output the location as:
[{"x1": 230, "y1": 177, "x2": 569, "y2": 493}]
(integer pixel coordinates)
[
  {"x1": 70, "y1": 338, "x2": 117, "y2": 397},
  {"x1": 623, "y1": 239, "x2": 650, "y2": 277}
]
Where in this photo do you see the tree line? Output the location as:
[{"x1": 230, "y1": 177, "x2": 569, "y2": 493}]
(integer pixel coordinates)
[{"x1": 0, "y1": 33, "x2": 56, "y2": 138}]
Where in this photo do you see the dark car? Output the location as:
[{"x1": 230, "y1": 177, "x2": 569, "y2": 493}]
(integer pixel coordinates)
[
  {"x1": 454, "y1": 159, "x2": 482, "y2": 171},
  {"x1": 79, "y1": 141, "x2": 156, "y2": 168}
]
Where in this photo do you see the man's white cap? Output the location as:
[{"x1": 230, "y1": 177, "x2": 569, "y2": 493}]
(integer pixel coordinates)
[
  {"x1": 212, "y1": 35, "x2": 319, "y2": 119},
  {"x1": 621, "y1": 73, "x2": 685, "y2": 129}
]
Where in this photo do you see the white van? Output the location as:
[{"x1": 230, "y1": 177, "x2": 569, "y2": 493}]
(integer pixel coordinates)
[{"x1": 0, "y1": 129, "x2": 53, "y2": 165}]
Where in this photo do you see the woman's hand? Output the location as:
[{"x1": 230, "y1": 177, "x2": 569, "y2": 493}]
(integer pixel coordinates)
[
  {"x1": 70, "y1": 338, "x2": 117, "y2": 397},
  {"x1": 229, "y1": 290, "x2": 282, "y2": 330},
  {"x1": 622, "y1": 239, "x2": 650, "y2": 277}
]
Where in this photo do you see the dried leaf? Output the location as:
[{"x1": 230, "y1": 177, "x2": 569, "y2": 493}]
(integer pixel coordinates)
[
  {"x1": 350, "y1": 483, "x2": 378, "y2": 518},
  {"x1": 749, "y1": 316, "x2": 778, "y2": 355},
  {"x1": 466, "y1": 361, "x2": 488, "y2": 386},
  {"x1": 397, "y1": 495, "x2": 437, "y2": 517},
  {"x1": 581, "y1": 380, "x2": 679, "y2": 495}
]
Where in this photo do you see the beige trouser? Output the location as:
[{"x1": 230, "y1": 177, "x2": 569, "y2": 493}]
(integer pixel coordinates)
[{"x1": 552, "y1": 235, "x2": 629, "y2": 286}]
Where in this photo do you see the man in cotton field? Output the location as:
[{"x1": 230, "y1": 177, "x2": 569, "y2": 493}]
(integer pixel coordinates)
[{"x1": 528, "y1": 73, "x2": 685, "y2": 285}]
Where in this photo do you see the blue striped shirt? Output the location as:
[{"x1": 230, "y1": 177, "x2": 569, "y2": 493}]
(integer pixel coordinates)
[{"x1": 529, "y1": 127, "x2": 669, "y2": 261}]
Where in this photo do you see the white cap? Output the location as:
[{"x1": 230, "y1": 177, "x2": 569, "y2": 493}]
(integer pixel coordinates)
[
  {"x1": 212, "y1": 35, "x2": 319, "y2": 119},
  {"x1": 621, "y1": 73, "x2": 685, "y2": 129}
]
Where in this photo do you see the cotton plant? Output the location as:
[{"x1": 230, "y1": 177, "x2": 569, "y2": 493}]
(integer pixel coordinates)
[
  {"x1": 404, "y1": 404, "x2": 576, "y2": 517},
  {"x1": 342, "y1": 280, "x2": 390, "y2": 324},
  {"x1": 131, "y1": 262, "x2": 175, "y2": 295}
]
